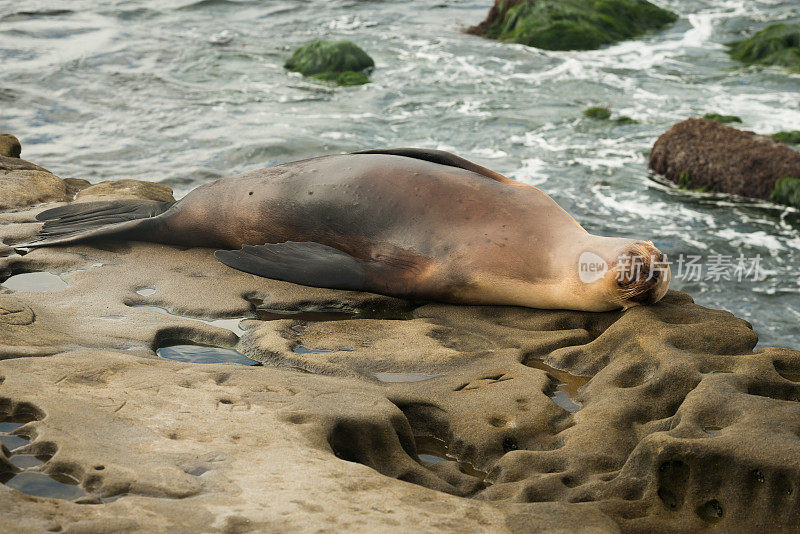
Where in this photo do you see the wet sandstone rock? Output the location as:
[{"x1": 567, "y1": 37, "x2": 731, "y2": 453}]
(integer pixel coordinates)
[
  {"x1": 0, "y1": 134, "x2": 21, "y2": 158},
  {"x1": 467, "y1": 0, "x2": 677, "y2": 51},
  {"x1": 0, "y1": 156, "x2": 68, "y2": 210},
  {"x1": 649, "y1": 118, "x2": 800, "y2": 207},
  {"x1": 0, "y1": 137, "x2": 170, "y2": 210},
  {"x1": 0, "y1": 159, "x2": 799, "y2": 532}
]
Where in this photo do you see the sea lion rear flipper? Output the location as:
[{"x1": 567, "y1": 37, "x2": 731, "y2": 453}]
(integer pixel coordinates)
[
  {"x1": 352, "y1": 147, "x2": 519, "y2": 186},
  {"x1": 17, "y1": 199, "x2": 174, "y2": 248},
  {"x1": 214, "y1": 242, "x2": 367, "y2": 291}
]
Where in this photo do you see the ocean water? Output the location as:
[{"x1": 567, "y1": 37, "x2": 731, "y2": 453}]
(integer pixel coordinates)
[{"x1": 1, "y1": 0, "x2": 798, "y2": 348}]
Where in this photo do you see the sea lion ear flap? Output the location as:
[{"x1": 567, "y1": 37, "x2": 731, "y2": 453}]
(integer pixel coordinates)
[{"x1": 214, "y1": 242, "x2": 367, "y2": 291}]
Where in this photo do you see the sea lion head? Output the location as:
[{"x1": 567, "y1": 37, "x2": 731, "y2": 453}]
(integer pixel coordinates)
[
  {"x1": 607, "y1": 241, "x2": 670, "y2": 309},
  {"x1": 576, "y1": 239, "x2": 670, "y2": 311}
]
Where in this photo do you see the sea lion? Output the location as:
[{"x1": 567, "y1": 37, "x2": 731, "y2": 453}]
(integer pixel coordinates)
[{"x1": 19, "y1": 148, "x2": 670, "y2": 311}]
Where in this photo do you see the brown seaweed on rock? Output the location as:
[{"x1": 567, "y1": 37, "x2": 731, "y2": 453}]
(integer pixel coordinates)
[{"x1": 649, "y1": 118, "x2": 800, "y2": 202}]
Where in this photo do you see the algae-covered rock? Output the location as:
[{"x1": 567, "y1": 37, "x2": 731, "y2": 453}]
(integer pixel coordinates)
[
  {"x1": 728, "y1": 23, "x2": 800, "y2": 70},
  {"x1": 584, "y1": 106, "x2": 611, "y2": 119},
  {"x1": 468, "y1": 0, "x2": 678, "y2": 51},
  {"x1": 285, "y1": 40, "x2": 374, "y2": 86},
  {"x1": 702, "y1": 112, "x2": 742, "y2": 124},
  {"x1": 584, "y1": 106, "x2": 638, "y2": 124},
  {"x1": 772, "y1": 130, "x2": 800, "y2": 144},
  {"x1": 770, "y1": 176, "x2": 800, "y2": 208},
  {"x1": 75, "y1": 179, "x2": 175, "y2": 202},
  {"x1": 613, "y1": 115, "x2": 637, "y2": 124},
  {"x1": 0, "y1": 133, "x2": 21, "y2": 158}
]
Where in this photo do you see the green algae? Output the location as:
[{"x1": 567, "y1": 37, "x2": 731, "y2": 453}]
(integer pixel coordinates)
[
  {"x1": 702, "y1": 113, "x2": 742, "y2": 124},
  {"x1": 676, "y1": 171, "x2": 710, "y2": 193},
  {"x1": 770, "y1": 177, "x2": 800, "y2": 209},
  {"x1": 771, "y1": 131, "x2": 800, "y2": 144}
]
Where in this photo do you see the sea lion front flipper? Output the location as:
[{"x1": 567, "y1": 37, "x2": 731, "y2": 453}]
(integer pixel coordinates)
[
  {"x1": 214, "y1": 242, "x2": 367, "y2": 291},
  {"x1": 214, "y1": 242, "x2": 436, "y2": 298}
]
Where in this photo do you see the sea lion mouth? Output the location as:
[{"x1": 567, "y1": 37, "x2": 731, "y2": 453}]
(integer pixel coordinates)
[{"x1": 611, "y1": 241, "x2": 670, "y2": 307}]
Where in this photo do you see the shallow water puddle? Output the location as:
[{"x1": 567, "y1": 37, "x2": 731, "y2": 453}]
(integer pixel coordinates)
[
  {"x1": 9, "y1": 455, "x2": 45, "y2": 469},
  {"x1": 0, "y1": 421, "x2": 26, "y2": 433},
  {"x1": 1, "y1": 272, "x2": 67, "y2": 291},
  {"x1": 156, "y1": 344, "x2": 260, "y2": 366},
  {"x1": 415, "y1": 435, "x2": 488, "y2": 480},
  {"x1": 374, "y1": 372, "x2": 442, "y2": 383},
  {"x1": 2, "y1": 471, "x2": 87, "y2": 500},
  {"x1": 525, "y1": 359, "x2": 589, "y2": 413},
  {"x1": 1, "y1": 415, "x2": 87, "y2": 501},
  {"x1": 0, "y1": 433, "x2": 29, "y2": 450}
]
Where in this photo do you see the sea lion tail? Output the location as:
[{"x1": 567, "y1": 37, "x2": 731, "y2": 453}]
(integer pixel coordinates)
[{"x1": 16, "y1": 199, "x2": 174, "y2": 248}]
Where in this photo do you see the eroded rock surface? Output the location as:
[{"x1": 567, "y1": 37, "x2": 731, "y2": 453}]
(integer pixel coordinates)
[{"x1": 0, "y1": 158, "x2": 798, "y2": 532}]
